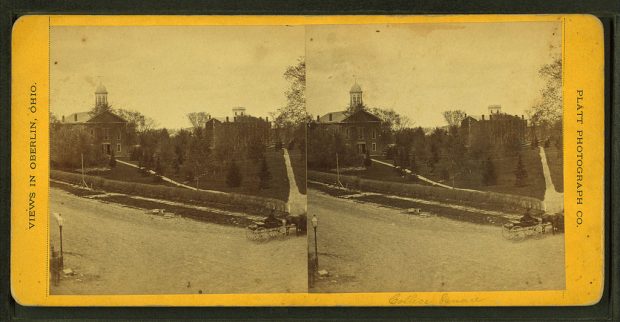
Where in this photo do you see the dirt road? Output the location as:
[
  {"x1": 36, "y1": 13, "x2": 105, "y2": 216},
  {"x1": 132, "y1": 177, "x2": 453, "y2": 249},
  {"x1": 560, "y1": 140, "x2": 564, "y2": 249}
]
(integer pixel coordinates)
[
  {"x1": 50, "y1": 188, "x2": 307, "y2": 295},
  {"x1": 308, "y1": 189, "x2": 565, "y2": 293}
]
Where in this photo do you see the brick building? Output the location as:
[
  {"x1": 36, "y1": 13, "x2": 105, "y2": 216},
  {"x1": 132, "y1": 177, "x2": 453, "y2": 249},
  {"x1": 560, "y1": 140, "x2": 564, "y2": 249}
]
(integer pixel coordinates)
[
  {"x1": 460, "y1": 105, "x2": 528, "y2": 147},
  {"x1": 315, "y1": 83, "x2": 384, "y2": 156},
  {"x1": 59, "y1": 83, "x2": 133, "y2": 157}
]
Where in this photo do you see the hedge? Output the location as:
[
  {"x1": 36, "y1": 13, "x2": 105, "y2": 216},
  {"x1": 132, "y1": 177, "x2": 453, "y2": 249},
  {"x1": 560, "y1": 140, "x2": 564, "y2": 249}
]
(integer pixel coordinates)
[
  {"x1": 308, "y1": 170, "x2": 544, "y2": 212},
  {"x1": 51, "y1": 170, "x2": 287, "y2": 214}
]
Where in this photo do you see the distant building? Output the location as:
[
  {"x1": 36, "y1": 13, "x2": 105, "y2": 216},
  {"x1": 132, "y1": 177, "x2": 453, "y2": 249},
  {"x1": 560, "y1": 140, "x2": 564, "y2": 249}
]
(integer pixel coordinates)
[
  {"x1": 460, "y1": 105, "x2": 528, "y2": 147},
  {"x1": 315, "y1": 82, "x2": 384, "y2": 156},
  {"x1": 204, "y1": 107, "x2": 271, "y2": 149},
  {"x1": 59, "y1": 83, "x2": 132, "y2": 157}
]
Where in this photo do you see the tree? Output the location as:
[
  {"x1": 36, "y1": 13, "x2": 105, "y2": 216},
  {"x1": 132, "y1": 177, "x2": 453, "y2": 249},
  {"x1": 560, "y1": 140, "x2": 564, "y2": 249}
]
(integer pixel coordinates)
[
  {"x1": 257, "y1": 157, "x2": 272, "y2": 189},
  {"x1": 514, "y1": 153, "x2": 528, "y2": 187},
  {"x1": 109, "y1": 151, "x2": 117, "y2": 168},
  {"x1": 116, "y1": 109, "x2": 157, "y2": 133},
  {"x1": 442, "y1": 110, "x2": 467, "y2": 128},
  {"x1": 187, "y1": 112, "x2": 211, "y2": 129},
  {"x1": 247, "y1": 135, "x2": 266, "y2": 161},
  {"x1": 226, "y1": 159, "x2": 242, "y2": 188},
  {"x1": 364, "y1": 151, "x2": 372, "y2": 168},
  {"x1": 529, "y1": 58, "x2": 562, "y2": 141},
  {"x1": 482, "y1": 157, "x2": 497, "y2": 186},
  {"x1": 274, "y1": 57, "x2": 309, "y2": 147}
]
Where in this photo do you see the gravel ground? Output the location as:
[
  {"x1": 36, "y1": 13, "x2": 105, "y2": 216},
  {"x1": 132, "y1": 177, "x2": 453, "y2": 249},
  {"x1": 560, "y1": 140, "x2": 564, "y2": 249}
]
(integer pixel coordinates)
[
  {"x1": 308, "y1": 189, "x2": 565, "y2": 293},
  {"x1": 50, "y1": 188, "x2": 307, "y2": 295}
]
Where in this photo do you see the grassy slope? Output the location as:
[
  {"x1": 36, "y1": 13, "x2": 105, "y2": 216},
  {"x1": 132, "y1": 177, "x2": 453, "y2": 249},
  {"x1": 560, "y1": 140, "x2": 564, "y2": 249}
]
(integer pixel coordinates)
[
  {"x1": 321, "y1": 147, "x2": 547, "y2": 200},
  {"x1": 475, "y1": 147, "x2": 546, "y2": 200},
  {"x1": 87, "y1": 151, "x2": 290, "y2": 202},
  {"x1": 172, "y1": 150, "x2": 290, "y2": 202}
]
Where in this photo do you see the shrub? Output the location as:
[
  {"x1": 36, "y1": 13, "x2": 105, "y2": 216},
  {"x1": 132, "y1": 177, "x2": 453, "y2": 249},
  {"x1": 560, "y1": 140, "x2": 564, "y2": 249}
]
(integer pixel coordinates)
[
  {"x1": 109, "y1": 153, "x2": 117, "y2": 168},
  {"x1": 257, "y1": 157, "x2": 271, "y2": 189},
  {"x1": 226, "y1": 160, "x2": 242, "y2": 188}
]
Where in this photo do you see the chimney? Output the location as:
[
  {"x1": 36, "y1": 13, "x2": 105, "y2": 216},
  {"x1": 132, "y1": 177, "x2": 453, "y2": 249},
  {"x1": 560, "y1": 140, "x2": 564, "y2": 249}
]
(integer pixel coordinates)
[
  {"x1": 266, "y1": 116, "x2": 269, "y2": 122},
  {"x1": 521, "y1": 115, "x2": 524, "y2": 120},
  {"x1": 317, "y1": 115, "x2": 320, "y2": 122},
  {"x1": 62, "y1": 115, "x2": 65, "y2": 122},
  {"x1": 226, "y1": 116, "x2": 229, "y2": 122},
  {"x1": 74, "y1": 114, "x2": 78, "y2": 122},
  {"x1": 482, "y1": 115, "x2": 485, "y2": 121},
  {"x1": 329, "y1": 113, "x2": 332, "y2": 121}
]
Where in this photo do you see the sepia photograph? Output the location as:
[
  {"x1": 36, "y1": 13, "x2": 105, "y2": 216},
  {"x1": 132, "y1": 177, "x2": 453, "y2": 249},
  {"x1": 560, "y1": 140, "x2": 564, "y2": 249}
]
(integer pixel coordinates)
[
  {"x1": 48, "y1": 26, "x2": 308, "y2": 294},
  {"x1": 306, "y1": 22, "x2": 565, "y2": 292}
]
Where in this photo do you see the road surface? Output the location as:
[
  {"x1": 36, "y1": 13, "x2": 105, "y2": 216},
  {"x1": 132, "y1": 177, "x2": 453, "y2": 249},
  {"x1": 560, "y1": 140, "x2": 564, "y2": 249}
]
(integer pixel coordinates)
[
  {"x1": 308, "y1": 189, "x2": 565, "y2": 293},
  {"x1": 50, "y1": 188, "x2": 307, "y2": 295}
]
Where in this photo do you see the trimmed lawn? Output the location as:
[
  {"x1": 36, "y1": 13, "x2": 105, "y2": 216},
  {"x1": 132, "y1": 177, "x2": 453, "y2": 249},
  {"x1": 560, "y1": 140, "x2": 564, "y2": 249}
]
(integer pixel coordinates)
[
  {"x1": 169, "y1": 150, "x2": 290, "y2": 202},
  {"x1": 473, "y1": 147, "x2": 546, "y2": 200},
  {"x1": 55, "y1": 162, "x2": 177, "y2": 187},
  {"x1": 77, "y1": 151, "x2": 291, "y2": 202},
  {"x1": 319, "y1": 148, "x2": 547, "y2": 200}
]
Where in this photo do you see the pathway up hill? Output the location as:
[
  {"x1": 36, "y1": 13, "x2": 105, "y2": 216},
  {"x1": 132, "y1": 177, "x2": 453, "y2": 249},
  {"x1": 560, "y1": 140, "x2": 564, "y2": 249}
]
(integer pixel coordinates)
[{"x1": 350, "y1": 145, "x2": 563, "y2": 201}]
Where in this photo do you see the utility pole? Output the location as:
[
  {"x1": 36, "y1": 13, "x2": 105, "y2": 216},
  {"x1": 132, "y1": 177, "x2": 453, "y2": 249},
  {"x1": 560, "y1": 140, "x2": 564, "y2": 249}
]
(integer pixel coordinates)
[
  {"x1": 336, "y1": 152, "x2": 343, "y2": 187},
  {"x1": 81, "y1": 153, "x2": 87, "y2": 187}
]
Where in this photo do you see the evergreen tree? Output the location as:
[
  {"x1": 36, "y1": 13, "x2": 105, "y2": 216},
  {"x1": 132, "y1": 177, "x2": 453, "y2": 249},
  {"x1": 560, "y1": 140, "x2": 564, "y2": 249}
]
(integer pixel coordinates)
[
  {"x1": 482, "y1": 157, "x2": 497, "y2": 186},
  {"x1": 514, "y1": 153, "x2": 528, "y2": 187},
  {"x1": 109, "y1": 151, "x2": 117, "y2": 168},
  {"x1": 258, "y1": 157, "x2": 272, "y2": 189},
  {"x1": 226, "y1": 160, "x2": 242, "y2": 188}
]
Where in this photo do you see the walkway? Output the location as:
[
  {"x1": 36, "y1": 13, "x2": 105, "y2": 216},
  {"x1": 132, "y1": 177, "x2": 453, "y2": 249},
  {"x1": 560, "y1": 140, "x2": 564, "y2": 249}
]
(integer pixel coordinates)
[
  {"x1": 538, "y1": 146, "x2": 564, "y2": 213},
  {"x1": 371, "y1": 158, "x2": 478, "y2": 192},
  {"x1": 115, "y1": 159, "x2": 225, "y2": 194},
  {"x1": 283, "y1": 149, "x2": 307, "y2": 216}
]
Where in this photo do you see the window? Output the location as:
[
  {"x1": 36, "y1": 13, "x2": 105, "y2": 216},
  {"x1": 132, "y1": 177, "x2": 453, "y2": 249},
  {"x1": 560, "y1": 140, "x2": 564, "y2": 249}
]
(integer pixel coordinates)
[
  {"x1": 117, "y1": 130, "x2": 121, "y2": 140},
  {"x1": 103, "y1": 128, "x2": 110, "y2": 140},
  {"x1": 358, "y1": 127, "x2": 364, "y2": 140},
  {"x1": 372, "y1": 143, "x2": 377, "y2": 152},
  {"x1": 371, "y1": 129, "x2": 377, "y2": 139},
  {"x1": 117, "y1": 143, "x2": 121, "y2": 153},
  {"x1": 90, "y1": 129, "x2": 94, "y2": 136}
]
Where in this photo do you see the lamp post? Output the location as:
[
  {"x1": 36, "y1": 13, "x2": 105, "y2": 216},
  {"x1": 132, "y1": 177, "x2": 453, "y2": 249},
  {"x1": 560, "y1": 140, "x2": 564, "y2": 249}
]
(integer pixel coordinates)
[
  {"x1": 53, "y1": 212, "x2": 64, "y2": 270},
  {"x1": 311, "y1": 215, "x2": 318, "y2": 271}
]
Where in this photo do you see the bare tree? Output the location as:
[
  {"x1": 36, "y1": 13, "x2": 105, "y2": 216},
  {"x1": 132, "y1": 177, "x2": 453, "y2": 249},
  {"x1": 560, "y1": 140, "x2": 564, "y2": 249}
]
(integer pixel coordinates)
[
  {"x1": 442, "y1": 110, "x2": 467, "y2": 128},
  {"x1": 187, "y1": 112, "x2": 211, "y2": 129}
]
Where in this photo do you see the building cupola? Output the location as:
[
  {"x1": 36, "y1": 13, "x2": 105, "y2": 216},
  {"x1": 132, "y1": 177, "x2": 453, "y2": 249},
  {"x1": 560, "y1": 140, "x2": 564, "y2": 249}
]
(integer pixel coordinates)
[
  {"x1": 95, "y1": 80, "x2": 108, "y2": 108},
  {"x1": 349, "y1": 82, "x2": 363, "y2": 110}
]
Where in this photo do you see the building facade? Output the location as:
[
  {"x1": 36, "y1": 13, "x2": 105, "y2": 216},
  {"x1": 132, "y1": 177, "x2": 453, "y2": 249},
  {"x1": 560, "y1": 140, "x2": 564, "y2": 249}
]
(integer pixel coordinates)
[
  {"x1": 204, "y1": 108, "x2": 271, "y2": 150},
  {"x1": 460, "y1": 105, "x2": 528, "y2": 147},
  {"x1": 316, "y1": 83, "x2": 384, "y2": 156},
  {"x1": 59, "y1": 83, "x2": 132, "y2": 158}
]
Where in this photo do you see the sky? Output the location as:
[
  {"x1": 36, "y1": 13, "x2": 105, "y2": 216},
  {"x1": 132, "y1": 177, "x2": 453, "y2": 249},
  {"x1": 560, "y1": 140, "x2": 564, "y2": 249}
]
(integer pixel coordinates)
[
  {"x1": 50, "y1": 26, "x2": 304, "y2": 129},
  {"x1": 306, "y1": 22, "x2": 561, "y2": 128}
]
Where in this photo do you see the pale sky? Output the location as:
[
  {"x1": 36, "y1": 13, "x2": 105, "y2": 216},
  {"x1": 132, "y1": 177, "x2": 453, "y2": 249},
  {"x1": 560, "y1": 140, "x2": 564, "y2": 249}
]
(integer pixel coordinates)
[
  {"x1": 50, "y1": 26, "x2": 304, "y2": 129},
  {"x1": 306, "y1": 22, "x2": 561, "y2": 127}
]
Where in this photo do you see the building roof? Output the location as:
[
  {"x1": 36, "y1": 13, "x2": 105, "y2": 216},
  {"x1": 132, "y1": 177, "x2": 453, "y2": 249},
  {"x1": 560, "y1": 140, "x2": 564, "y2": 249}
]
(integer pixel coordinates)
[
  {"x1": 318, "y1": 111, "x2": 348, "y2": 123},
  {"x1": 350, "y1": 83, "x2": 362, "y2": 93},
  {"x1": 342, "y1": 109, "x2": 382, "y2": 123},
  {"x1": 62, "y1": 112, "x2": 92, "y2": 123},
  {"x1": 62, "y1": 110, "x2": 127, "y2": 124},
  {"x1": 87, "y1": 110, "x2": 127, "y2": 123},
  {"x1": 318, "y1": 109, "x2": 382, "y2": 124}
]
